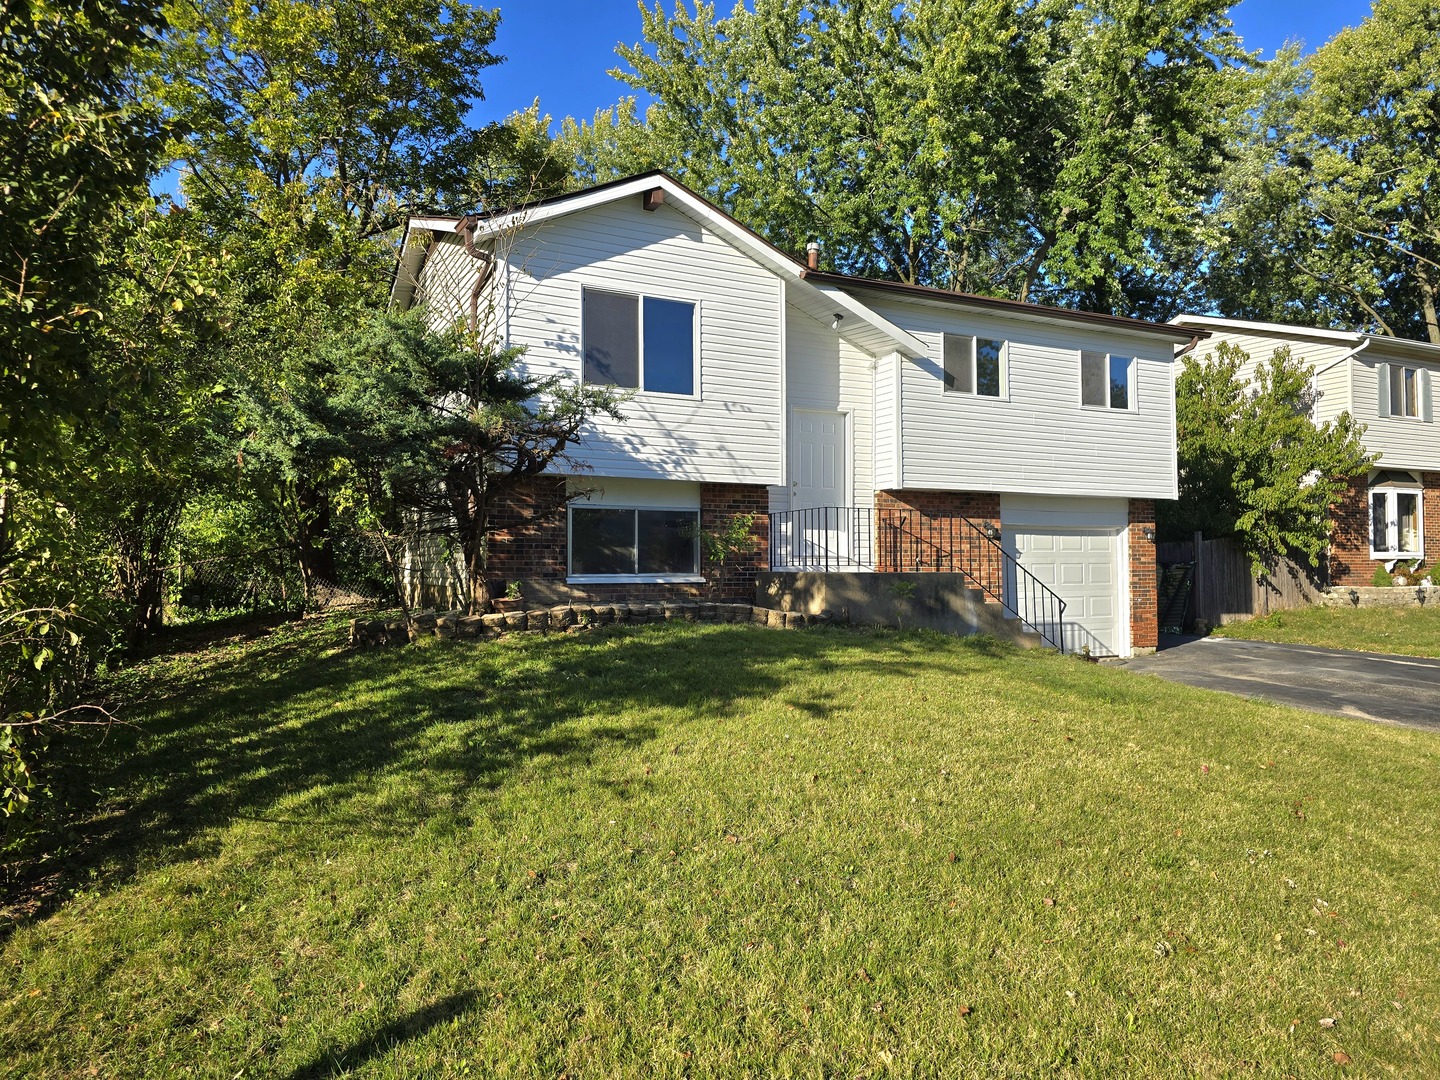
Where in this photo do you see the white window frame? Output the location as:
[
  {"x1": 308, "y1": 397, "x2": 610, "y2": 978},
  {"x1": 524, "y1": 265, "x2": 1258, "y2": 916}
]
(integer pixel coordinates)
[
  {"x1": 941, "y1": 333, "x2": 1007, "y2": 399},
  {"x1": 580, "y1": 286, "x2": 701, "y2": 399},
  {"x1": 1079, "y1": 350, "x2": 1136, "y2": 412},
  {"x1": 1368, "y1": 474, "x2": 1424, "y2": 561},
  {"x1": 566, "y1": 504, "x2": 706, "y2": 584}
]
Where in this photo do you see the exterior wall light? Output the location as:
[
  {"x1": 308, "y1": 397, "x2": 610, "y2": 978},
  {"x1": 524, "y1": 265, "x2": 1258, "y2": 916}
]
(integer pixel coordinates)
[
  {"x1": 831, "y1": 313, "x2": 844, "y2": 331},
  {"x1": 1141, "y1": 527, "x2": 1156, "y2": 542},
  {"x1": 982, "y1": 523, "x2": 1000, "y2": 540}
]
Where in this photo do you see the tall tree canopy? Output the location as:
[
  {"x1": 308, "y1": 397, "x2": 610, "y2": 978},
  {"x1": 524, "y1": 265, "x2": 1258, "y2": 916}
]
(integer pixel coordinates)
[
  {"x1": 1207, "y1": 0, "x2": 1440, "y2": 342},
  {"x1": 562, "y1": 0, "x2": 1251, "y2": 317}
]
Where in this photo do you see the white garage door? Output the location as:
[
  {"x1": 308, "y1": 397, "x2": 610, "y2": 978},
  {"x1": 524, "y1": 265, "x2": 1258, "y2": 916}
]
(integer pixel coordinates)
[{"x1": 1006, "y1": 528, "x2": 1124, "y2": 656}]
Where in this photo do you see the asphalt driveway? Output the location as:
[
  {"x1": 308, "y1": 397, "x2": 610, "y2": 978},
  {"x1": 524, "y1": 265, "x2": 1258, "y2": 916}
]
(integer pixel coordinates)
[{"x1": 1122, "y1": 636, "x2": 1440, "y2": 732}]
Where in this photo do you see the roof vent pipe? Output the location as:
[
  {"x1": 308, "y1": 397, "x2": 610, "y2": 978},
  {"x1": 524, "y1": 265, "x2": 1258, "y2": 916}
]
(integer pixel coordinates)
[{"x1": 806, "y1": 241, "x2": 820, "y2": 270}]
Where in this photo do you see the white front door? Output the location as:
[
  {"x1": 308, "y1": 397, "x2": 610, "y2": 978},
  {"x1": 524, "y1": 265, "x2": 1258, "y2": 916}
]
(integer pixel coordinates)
[
  {"x1": 1006, "y1": 527, "x2": 1124, "y2": 656},
  {"x1": 781, "y1": 410, "x2": 853, "y2": 568},
  {"x1": 789, "y1": 409, "x2": 847, "y2": 510}
]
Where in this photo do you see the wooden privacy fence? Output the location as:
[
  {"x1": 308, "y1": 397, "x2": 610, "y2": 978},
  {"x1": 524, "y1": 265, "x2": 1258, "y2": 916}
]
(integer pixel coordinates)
[{"x1": 1157, "y1": 533, "x2": 1324, "y2": 631}]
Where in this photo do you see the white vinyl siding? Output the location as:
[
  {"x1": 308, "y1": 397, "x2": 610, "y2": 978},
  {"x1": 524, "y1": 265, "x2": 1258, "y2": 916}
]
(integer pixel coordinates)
[
  {"x1": 868, "y1": 299, "x2": 1178, "y2": 499},
  {"x1": 783, "y1": 307, "x2": 874, "y2": 512},
  {"x1": 872, "y1": 352, "x2": 901, "y2": 491},
  {"x1": 480, "y1": 198, "x2": 784, "y2": 485}
]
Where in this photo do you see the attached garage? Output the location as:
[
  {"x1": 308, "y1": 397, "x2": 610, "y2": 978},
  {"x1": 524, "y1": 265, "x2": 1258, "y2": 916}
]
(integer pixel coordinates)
[{"x1": 1001, "y1": 496, "x2": 1130, "y2": 657}]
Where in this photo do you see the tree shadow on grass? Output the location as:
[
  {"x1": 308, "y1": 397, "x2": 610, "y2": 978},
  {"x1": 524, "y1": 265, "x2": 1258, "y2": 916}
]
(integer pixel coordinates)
[
  {"x1": 278, "y1": 990, "x2": 481, "y2": 1080},
  {"x1": 4, "y1": 619, "x2": 947, "y2": 938}
]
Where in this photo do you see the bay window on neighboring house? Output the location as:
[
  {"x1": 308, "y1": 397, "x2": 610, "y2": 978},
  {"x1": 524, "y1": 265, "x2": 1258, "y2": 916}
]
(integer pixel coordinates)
[{"x1": 1369, "y1": 470, "x2": 1423, "y2": 561}]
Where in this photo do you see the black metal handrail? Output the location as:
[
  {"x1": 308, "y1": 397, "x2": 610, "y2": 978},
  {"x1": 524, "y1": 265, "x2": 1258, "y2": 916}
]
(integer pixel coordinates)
[{"x1": 769, "y1": 505, "x2": 1068, "y2": 652}]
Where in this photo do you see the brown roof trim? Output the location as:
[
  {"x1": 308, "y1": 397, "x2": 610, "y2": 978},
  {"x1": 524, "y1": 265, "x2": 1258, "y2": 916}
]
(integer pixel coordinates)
[{"x1": 802, "y1": 270, "x2": 1208, "y2": 343}]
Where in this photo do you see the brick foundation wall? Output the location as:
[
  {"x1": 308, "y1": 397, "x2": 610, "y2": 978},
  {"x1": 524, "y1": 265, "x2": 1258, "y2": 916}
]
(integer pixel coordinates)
[
  {"x1": 480, "y1": 476, "x2": 770, "y2": 605},
  {"x1": 1128, "y1": 499, "x2": 1158, "y2": 652},
  {"x1": 873, "y1": 490, "x2": 1003, "y2": 597},
  {"x1": 1328, "y1": 473, "x2": 1440, "y2": 587}
]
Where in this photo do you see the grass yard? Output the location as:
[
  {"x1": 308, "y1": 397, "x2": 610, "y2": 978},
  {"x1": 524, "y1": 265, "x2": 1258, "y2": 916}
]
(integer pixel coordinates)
[
  {"x1": 1212, "y1": 603, "x2": 1440, "y2": 658},
  {"x1": 3, "y1": 618, "x2": 1439, "y2": 1078}
]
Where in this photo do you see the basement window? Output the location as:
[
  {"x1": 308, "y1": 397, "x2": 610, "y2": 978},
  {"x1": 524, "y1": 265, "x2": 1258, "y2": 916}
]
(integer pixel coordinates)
[
  {"x1": 568, "y1": 507, "x2": 702, "y2": 581},
  {"x1": 582, "y1": 288, "x2": 697, "y2": 395}
]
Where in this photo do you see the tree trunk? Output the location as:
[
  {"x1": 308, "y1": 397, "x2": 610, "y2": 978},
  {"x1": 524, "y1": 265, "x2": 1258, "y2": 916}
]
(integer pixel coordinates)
[
  {"x1": 294, "y1": 478, "x2": 337, "y2": 607},
  {"x1": 1414, "y1": 257, "x2": 1440, "y2": 344}
]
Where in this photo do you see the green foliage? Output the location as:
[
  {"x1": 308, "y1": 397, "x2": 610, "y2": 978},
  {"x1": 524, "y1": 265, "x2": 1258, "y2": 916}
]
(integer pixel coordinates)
[
  {"x1": 1373, "y1": 565, "x2": 1395, "y2": 589},
  {"x1": 687, "y1": 513, "x2": 758, "y2": 596},
  {"x1": 1206, "y1": 1, "x2": 1440, "y2": 341},
  {"x1": 562, "y1": 0, "x2": 1251, "y2": 315},
  {"x1": 0, "y1": 0, "x2": 168, "y2": 486},
  {"x1": 285, "y1": 312, "x2": 625, "y2": 612},
  {"x1": 1165, "y1": 342, "x2": 1375, "y2": 573}
]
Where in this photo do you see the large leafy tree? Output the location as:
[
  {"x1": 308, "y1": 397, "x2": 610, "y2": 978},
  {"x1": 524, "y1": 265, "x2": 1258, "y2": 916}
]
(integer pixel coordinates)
[
  {"x1": 1207, "y1": 0, "x2": 1440, "y2": 342},
  {"x1": 1164, "y1": 342, "x2": 1374, "y2": 572},
  {"x1": 562, "y1": 0, "x2": 1250, "y2": 316},
  {"x1": 145, "y1": 0, "x2": 552, "y2": 599}
]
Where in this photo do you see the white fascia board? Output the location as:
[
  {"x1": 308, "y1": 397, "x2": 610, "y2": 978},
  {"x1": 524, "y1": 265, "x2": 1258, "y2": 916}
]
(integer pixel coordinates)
[
  {"x1": 1169, "y1": 314, "x2": 1363, "y2": 346},
  {"x1": 409, "y1": 215, "x2": 464, "y2": 232},
  {"x1": 469, "y1": 174, "x2": 926, "y2": 362},
  {"x1": 1360, "y1": 334, "x2": 1440, "y2": 364},
  {"x1": 389, "y1": 222, "x2": 428, "y2": 310},
  {"x1": 806, "y1": 283, "x2": 928, "y2": 359}
]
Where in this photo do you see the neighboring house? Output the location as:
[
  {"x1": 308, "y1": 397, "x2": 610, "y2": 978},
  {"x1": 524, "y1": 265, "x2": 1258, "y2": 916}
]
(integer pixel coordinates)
[
  {"x1": 1171, "y1": 316, "x2": 1440, "y2": 587},
  {"x1": 392, "y1": 173, "x2": 1205, "y2": 657}
]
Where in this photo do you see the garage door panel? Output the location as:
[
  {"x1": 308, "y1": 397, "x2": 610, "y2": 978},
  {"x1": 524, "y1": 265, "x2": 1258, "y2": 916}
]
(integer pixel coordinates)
[{"x1": 1005, "y1": 526, "x2": 1124, "y2": 657}]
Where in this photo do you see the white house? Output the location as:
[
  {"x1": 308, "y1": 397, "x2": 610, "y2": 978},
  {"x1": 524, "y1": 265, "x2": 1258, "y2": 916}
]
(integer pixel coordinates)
[
  {"x1": 392, "y1": 173, "x2": 1205, "y2": 656},
  {"x1": 1171, "y1": 316, "x2": 1440, "y2": 587}
]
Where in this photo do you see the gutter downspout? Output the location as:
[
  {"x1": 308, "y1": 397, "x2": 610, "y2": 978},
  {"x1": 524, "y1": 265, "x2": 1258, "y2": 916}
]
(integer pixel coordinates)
[
  {"x1": 1312, "y1": 337, "x2": 1370, "y2": 378},
  {"x1": 1174, "y1": 334, "x2": 1204, "y2": 360},
  {"x1": 456, "y1": 215, "x2": 497, "y2": 338}
]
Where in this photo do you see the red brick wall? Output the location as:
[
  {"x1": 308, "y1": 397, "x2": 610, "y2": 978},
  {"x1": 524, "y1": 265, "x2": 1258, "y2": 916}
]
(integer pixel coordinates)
[
  {"x1": 1328, "y1": 473, "x2": 1440, "y2": 587},
  {"x1": 481, "y1": 477, "x2": 770, "y2": 605},
  {"x1": 1128, "y1": 499, "x2": 1158, "y2": 652},
  {"x1": 700, "y1": 482, "x2": 771, "y2": 600},
  {"x1": 873, "y1": 489, "x2": 1003, "y2": 597}
]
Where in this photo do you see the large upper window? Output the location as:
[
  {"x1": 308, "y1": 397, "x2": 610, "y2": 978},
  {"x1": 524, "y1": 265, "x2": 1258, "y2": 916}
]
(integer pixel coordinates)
[
  {"x1": 942, "y1": 334, "x2": 1004, "y2": 397},
  {"x1": 1370, "y1": 471, "x2": 1423, "y2": 559},
  {"x1": 1378, "y1": 362, "x2": 1431, "y2": 420},
  {"x1": 1081, "y1": 351, "x2": 1132, "y2": 410},
  {"x1": 582, "y1": 288, "x2": 696, "y2": 395},
  {"x1": 569, "y1": 507, "x2": 700, "y2": 578}
]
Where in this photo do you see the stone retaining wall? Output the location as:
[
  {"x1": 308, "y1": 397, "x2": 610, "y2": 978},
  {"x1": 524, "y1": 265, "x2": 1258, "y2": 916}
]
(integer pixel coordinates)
[
  {"x1": 1320, "y1": 585, "x2": 1440, "y2": 609},
  {"x1": 349, "y1": 601, "x2": 838, "y2": 648}
]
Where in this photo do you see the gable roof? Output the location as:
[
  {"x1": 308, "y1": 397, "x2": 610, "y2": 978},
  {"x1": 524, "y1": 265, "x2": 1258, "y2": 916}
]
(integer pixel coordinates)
[
  {"x1": 393, "y1": 171, "x2": 1205, "y2": 355},
  {"x1": 1171, "y1": 314, "x2": 1440, "y2": 364}
]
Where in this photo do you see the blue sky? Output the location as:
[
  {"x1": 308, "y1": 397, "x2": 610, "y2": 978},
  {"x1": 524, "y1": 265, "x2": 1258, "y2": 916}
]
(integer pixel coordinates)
[{"x1": 473, "y1": 0, "x2": 1376, "y2": 130}]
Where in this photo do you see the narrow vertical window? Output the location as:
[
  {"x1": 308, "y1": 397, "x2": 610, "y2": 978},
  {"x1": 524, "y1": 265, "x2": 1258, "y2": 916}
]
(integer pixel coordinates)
[
  {"x1": 582, "y1": 289, "x2": 639, "y2": 387},
  {"x1": 641, "y1": 297, "x2": 694, "y2": 395},
  {"x1": 1109, "y1": 356, "x2": 1132, "y2": 409},
  {"x1": 1371, "y1": 491, "x2": 1389, "y2": 551},
  {"x1": 943, "y1": 334, "x2": 974, "y2": 393},
  {"x1": 1080, "y1": 351, "x2": 1107, "y2": 407},
  {"x1": 1398, "y1": 492, "x2": 1419, "y2": 552},
  {"x1": 975, "y1": 338, "x2": 1003, "y2": 397}
]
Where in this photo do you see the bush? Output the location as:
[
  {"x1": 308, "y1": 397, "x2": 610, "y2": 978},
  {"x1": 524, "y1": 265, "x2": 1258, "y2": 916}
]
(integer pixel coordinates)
[{"x1": 1372, "y1": 565, "x2": 1394, "y2": 587}]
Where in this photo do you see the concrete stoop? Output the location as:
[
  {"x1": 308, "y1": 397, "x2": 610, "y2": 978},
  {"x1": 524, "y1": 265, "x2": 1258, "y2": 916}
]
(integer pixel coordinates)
[{"x1": 758, "y1": 571, "x2": 1055, "y2": 650}]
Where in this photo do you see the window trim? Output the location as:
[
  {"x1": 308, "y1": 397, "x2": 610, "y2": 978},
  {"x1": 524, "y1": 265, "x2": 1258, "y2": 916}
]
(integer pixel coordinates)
[
  {"x1": 565, "y1": 503, "x2": 705, "y2": 583},
  {"x1": 1368, "y1": 473, "x2": 1425, "y2": 561},
  {"x1": 941, "y1": 333, "x2": 1007, "y2": 399},
  {"x1": 1079, "y1": 350, "x2": 1136, "y2": 412},
  {"x1": 580, "y1": 286, "x2": 701, "y2": 399}
]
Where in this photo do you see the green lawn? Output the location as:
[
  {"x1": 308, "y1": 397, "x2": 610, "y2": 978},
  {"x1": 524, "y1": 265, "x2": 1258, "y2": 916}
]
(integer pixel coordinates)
[
  {"x1": 1212, "y1": 603, "x2": 1440, "y2": 658},
  {"x1": 3, "y1": 618, "x2": 1438, "y2": 1078}
]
